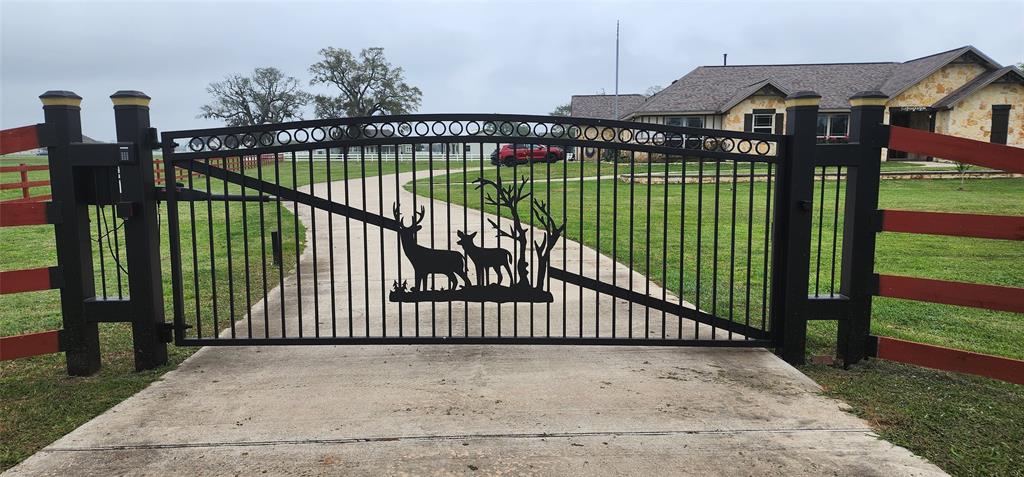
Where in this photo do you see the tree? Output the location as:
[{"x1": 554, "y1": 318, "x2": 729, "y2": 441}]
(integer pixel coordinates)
[
  {"x1": 644, "y1": 85, "x2": 663, "y2": 97},
  {"x1": 550, "y1": 103, "x2": 571, "y2": 116},
  {"x1": 199, "y1": 67, "x2": 310, "y2": 126},
  {"x1": 309, "y1": 47, "x2": 422, "y2": 118}
]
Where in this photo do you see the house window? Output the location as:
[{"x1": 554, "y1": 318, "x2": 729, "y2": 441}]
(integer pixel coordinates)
[
  {"x1": 991, "y1": 105, "x2": 1010, "y2": 145},
  {"x1": 816, "y1": 113, "x2": 850, "y2": 143},
  {"x1": 752, "y1": 113, "x2": 774, "y2": 134},
  {"x1": 666, "y1": 116, "x2": 704, "y2": 128}
]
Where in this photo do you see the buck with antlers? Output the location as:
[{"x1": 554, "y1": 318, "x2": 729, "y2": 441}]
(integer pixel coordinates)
[
  {"x1": 456, "y1": 230, "x2": 513, "y2": 286},
  {"x1": 393, "y1": 204, "x2": 470, "y2": 291}
]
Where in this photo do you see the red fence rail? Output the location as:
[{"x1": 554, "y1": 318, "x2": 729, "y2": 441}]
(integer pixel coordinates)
[
  {"x1": 0, "y1": 163, "x2": 51, "y2": 203},
  {"x1": 0, "y1": 124, "x2": 42, "y2": 155},
  {"x1": 873, "y1": 126, "x2": 1024, "y2": 383}
]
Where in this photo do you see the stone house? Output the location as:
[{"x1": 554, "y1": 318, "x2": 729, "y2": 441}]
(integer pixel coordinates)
[{"x1": 570, "y1": 46, "x2": 1023, "y2": 161}]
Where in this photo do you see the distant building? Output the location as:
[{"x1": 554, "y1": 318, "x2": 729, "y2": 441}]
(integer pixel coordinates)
[{"x1": 570, "y1": 46, "x2": 1023, "y2": 161}]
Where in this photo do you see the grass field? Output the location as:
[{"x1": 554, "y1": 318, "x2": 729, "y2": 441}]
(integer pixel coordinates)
[{"x1": 410, "y1": 167, "x2": 1024, "y2": 477}]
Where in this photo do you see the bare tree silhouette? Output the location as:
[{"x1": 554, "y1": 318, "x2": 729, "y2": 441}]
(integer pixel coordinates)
[
  {"x1": 473, "y1": 175, "x2": 532, "y2": 287},
  {"x1": 532, "y1": 198, "x2": 565, "y2": 289}
]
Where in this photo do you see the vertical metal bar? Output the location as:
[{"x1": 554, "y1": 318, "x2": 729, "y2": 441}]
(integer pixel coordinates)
[
  {"x1": 745, "y1": 161, "x2": 755, "y2": 338},
  {"x1": 478, "y1": 142, "x2": 484, "y2": 336},
  {"x1": 446, "y1": 144, "x2": 453, "y2": 337},
  {"x1": 529, "y1": 142, "x2": 535, "y2": 337},
  {"x1": 463, "y1": 142, "x2": 469, "y2": 337},
  {"x1": 694, "y1": 157, "x2": 704, "y2": 339},
  {"x1": 395, "y1": 146, "x2": 404, "y2": 337},
  {"x1": 512, "y1": 143, "x2": 519, "y2": 336},
  {"x1": 678, "y1": 156, "x2": 687, "y2": 339},
  {"x1": 379, "y1": 147, "x2": 387, "y2": 337},
  {"x1": 188, "y1": 161, "x2": 202, "y2": 339},
  {"x1": 815, "y1": 166, "x2": 827, "y2": 296},
  {"x1": 628, "y1": 150, "x2": 635, "y2": 338},
  {"x1": 308, "y1": 150, "x2": 319, "y2": 338},
  {"x1": 830, "y1": 166, "x2": 842, "y2": 296},
  {"x1": 343, "y1": 147, "x2": 354, "y2": 337},
  {"x1": 222, "y1": 157, "x2": 237, "y2": 339},
  {"x1": 256, "y1": 155, "x2": 270, "y2": 339},
  {"x1": 662, "y1": 154, "x2": 670, "y2": 339},
  {"x1": 290, "y1": 151, "x2": 303, "y2": 337},
  {"x1": 494, "y1": 144, "x2": 501, "y2": 336},
  {"x1": 428, "y1": 145, "x2": 436, "y2": 336},
  {"x1": 728, "y1": 160, "x2": 738, "y2": 340},
  {"x1": 644, "y1": 152, "x2": 653, "y2": 338},
  {"x1": 710, "y1": 160, "x2": 720, "y2": 340},
  {"x1": 761, "y1": 163, "x2": 773, "y2": 331},
  {"x1": 411, "y1": 146, "x2": 419, "y2": 337},
  {"x1": 274, "y1": 154, "x2": 286, "y2": 336},
  {"x1": 611, "y1": 145, "x2": 618, "y2": 338},
  {"x1": 578, "y1": 144, "x2": 585, "y2": 337},
  {"x1": 562, "y1": 142, "x2": 568, "y2": 338},
  {"x1": 545, "y1": 141, "x2": 552, "y2": 337},
  {"x1": 241, "y1": 155, "x2": 253, "y2": 338},
  {"x1": 326, "y1": 148, "x2": 337, "y2": 337},
  {"x1": 204, "y1": 160, "x2": 219, "y2": 334},
  {"x1": 594, "y1": 146, "x2": 601, "y2": 337},
  {"x1": 360, "y1": 146, "x2": 369, "y2": 336}
]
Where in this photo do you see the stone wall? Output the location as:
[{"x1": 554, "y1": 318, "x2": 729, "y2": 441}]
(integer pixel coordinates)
[{"x1": 943, "y1": 82, "x2": 1024, "y2": 147}]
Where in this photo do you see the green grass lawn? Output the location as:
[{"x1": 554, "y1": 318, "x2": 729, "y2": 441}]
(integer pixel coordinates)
[{"x1": 411, "y1": 170, "x2": 1024, "y2": 477}]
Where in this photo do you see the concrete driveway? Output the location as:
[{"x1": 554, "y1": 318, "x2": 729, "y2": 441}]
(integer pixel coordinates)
[{"x1": 5, "y1": 170, "x2": 944, "y2": 476}]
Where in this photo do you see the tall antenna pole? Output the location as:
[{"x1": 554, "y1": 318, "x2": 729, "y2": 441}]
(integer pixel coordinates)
[{"x1": 614, "y1": 20, "x2": 620, "y2": 120}]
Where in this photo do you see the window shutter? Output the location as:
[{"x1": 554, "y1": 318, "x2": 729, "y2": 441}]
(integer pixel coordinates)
[
  {"x1": 991, "y1": 105, "x2": 1010, "y2": 145},
  {"x1": 774, "y1": 113, "x2": 784, "y2": 134},
  {"x1": 743, "y1": 114, "x2": 752, "y2": 132}
]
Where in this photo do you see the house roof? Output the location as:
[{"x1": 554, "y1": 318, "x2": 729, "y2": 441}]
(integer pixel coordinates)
[
  {"x1": 570, "y1": 94, "x2": 646, "y2": 119},
  {"x1": 622, "y1": 46, "x2": 1003, "y2": 117},
  {"x1": 932, "y1": 66, "x2": 1024, "y2": 110}
]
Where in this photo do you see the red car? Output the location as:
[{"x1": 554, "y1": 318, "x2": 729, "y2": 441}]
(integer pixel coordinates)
[{"x1": 490, "y1": 144, "x2": 565, "y2": 166}]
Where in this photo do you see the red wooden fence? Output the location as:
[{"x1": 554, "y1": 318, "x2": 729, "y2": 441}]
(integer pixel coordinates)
[
  {"x1": 874, "y1": 126, "x2": 1024, "y2": 383},
  {"x1": 1, "y1": 124, "x2": 64, "y2": 361}
]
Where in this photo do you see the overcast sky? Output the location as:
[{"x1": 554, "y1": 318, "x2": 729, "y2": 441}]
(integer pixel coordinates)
[{"x1": 2, "y1": 0, "x2": 1022, "y2": 141}]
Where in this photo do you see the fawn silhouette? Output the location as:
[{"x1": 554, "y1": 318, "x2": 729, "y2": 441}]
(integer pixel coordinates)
[
  {"x1": 393, "y1": 204, "x2": 470, "y2": 291},
  {"x1": 456, "y1": 230, "x2": 513, "y2": 286}
]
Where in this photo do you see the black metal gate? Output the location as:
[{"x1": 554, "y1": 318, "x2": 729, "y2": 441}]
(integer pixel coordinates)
[{"x1": 161, "y1": 114, "x2": 783, "y2": 347}]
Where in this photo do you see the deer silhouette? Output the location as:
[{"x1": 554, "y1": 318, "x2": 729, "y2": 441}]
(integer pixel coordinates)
[
  {"x1": 393, "y1": 204, "x2": 470, "y2": 291},
  {"x1": 456, "y1": 230, "x2": 513, "y2": 286}
]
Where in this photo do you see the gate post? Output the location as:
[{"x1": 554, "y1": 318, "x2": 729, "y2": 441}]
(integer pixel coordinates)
[
  {"x1": 40, "y1": 91, "x2": 101, "y2": 376},
  {"x1": 770, "y1": 91, "x2": 820, "y2": 365},
  {"x1": 837, "y1": 91, "x2": 887, "y2": 365},
  {"x1": 111, "y1": 91, "x2": 168, "y2": 371}
]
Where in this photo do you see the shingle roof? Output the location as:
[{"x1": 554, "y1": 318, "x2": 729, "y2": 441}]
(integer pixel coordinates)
[
  {"x1": 932, "y1": 66, "x2": 1024, "y2": 110},
  {"x1": 623, "y1": 46, "x2": 1002, "y2": 117},
  {"x1": 570, "y1": 94, "x2": 646, "y2": 119}
]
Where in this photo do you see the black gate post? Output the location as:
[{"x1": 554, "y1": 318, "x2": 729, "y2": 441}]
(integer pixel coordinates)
[
  {"x1": 837, "y1": 91, "x2": 887, "y2": 365},
  {"x1": 770, "y1": 91, "x2": 820, "y2": 365},
  {"x1": 40, "y1": 91, "x2": 101, "y2": 376},
  {"x1": 111, "y1": 91, "x2": 168, "y2": 371}
]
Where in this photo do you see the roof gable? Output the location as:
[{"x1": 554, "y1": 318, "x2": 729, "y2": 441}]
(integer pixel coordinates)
[
  {"x1": 932, "y1": 66, "x2": 1024, "y2": 110},
  {"x1": 880, "y1": 46, "x2": 1002, "y2": 98}
]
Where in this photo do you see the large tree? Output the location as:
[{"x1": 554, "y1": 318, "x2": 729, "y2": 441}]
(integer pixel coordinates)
[
  {"x1": 309, "y1": 47, "x2": 422, "y2": 118},
  {"x1": 199, "y1": 67, "x2": 310, "y2": 126}
]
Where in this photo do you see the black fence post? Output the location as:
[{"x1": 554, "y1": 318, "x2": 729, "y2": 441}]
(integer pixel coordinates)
[
  {"x1": 770, "y1": 91, "x2": 820, "y2": 365},
  {"x1": 111, "y1": 90, "x2": 168, "y2": 371},
  {"x1": 41, "y1": 90, "x2": 101, "y2": 376},
  {"x1": 837, "y1": 91, "x2": 887, "y2": 366}
]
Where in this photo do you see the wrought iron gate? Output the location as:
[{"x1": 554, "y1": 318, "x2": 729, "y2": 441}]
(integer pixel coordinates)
[{"x1": 161, "y1": 114, "x2": 783, "y2": 347}]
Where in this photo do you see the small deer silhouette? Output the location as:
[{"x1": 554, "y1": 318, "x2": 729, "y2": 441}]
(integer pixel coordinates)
[
  {"x1": 456, "y1": 230, "x2": 513, "y2": 286},
  {"x1": 393, "y1": 204, "x2": 470, "y2": 291}
]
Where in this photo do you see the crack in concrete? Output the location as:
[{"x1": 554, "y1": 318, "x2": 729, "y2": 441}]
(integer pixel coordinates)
[{"x1": 43, "y1": 427, "x2": 873, "y2": 452}]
